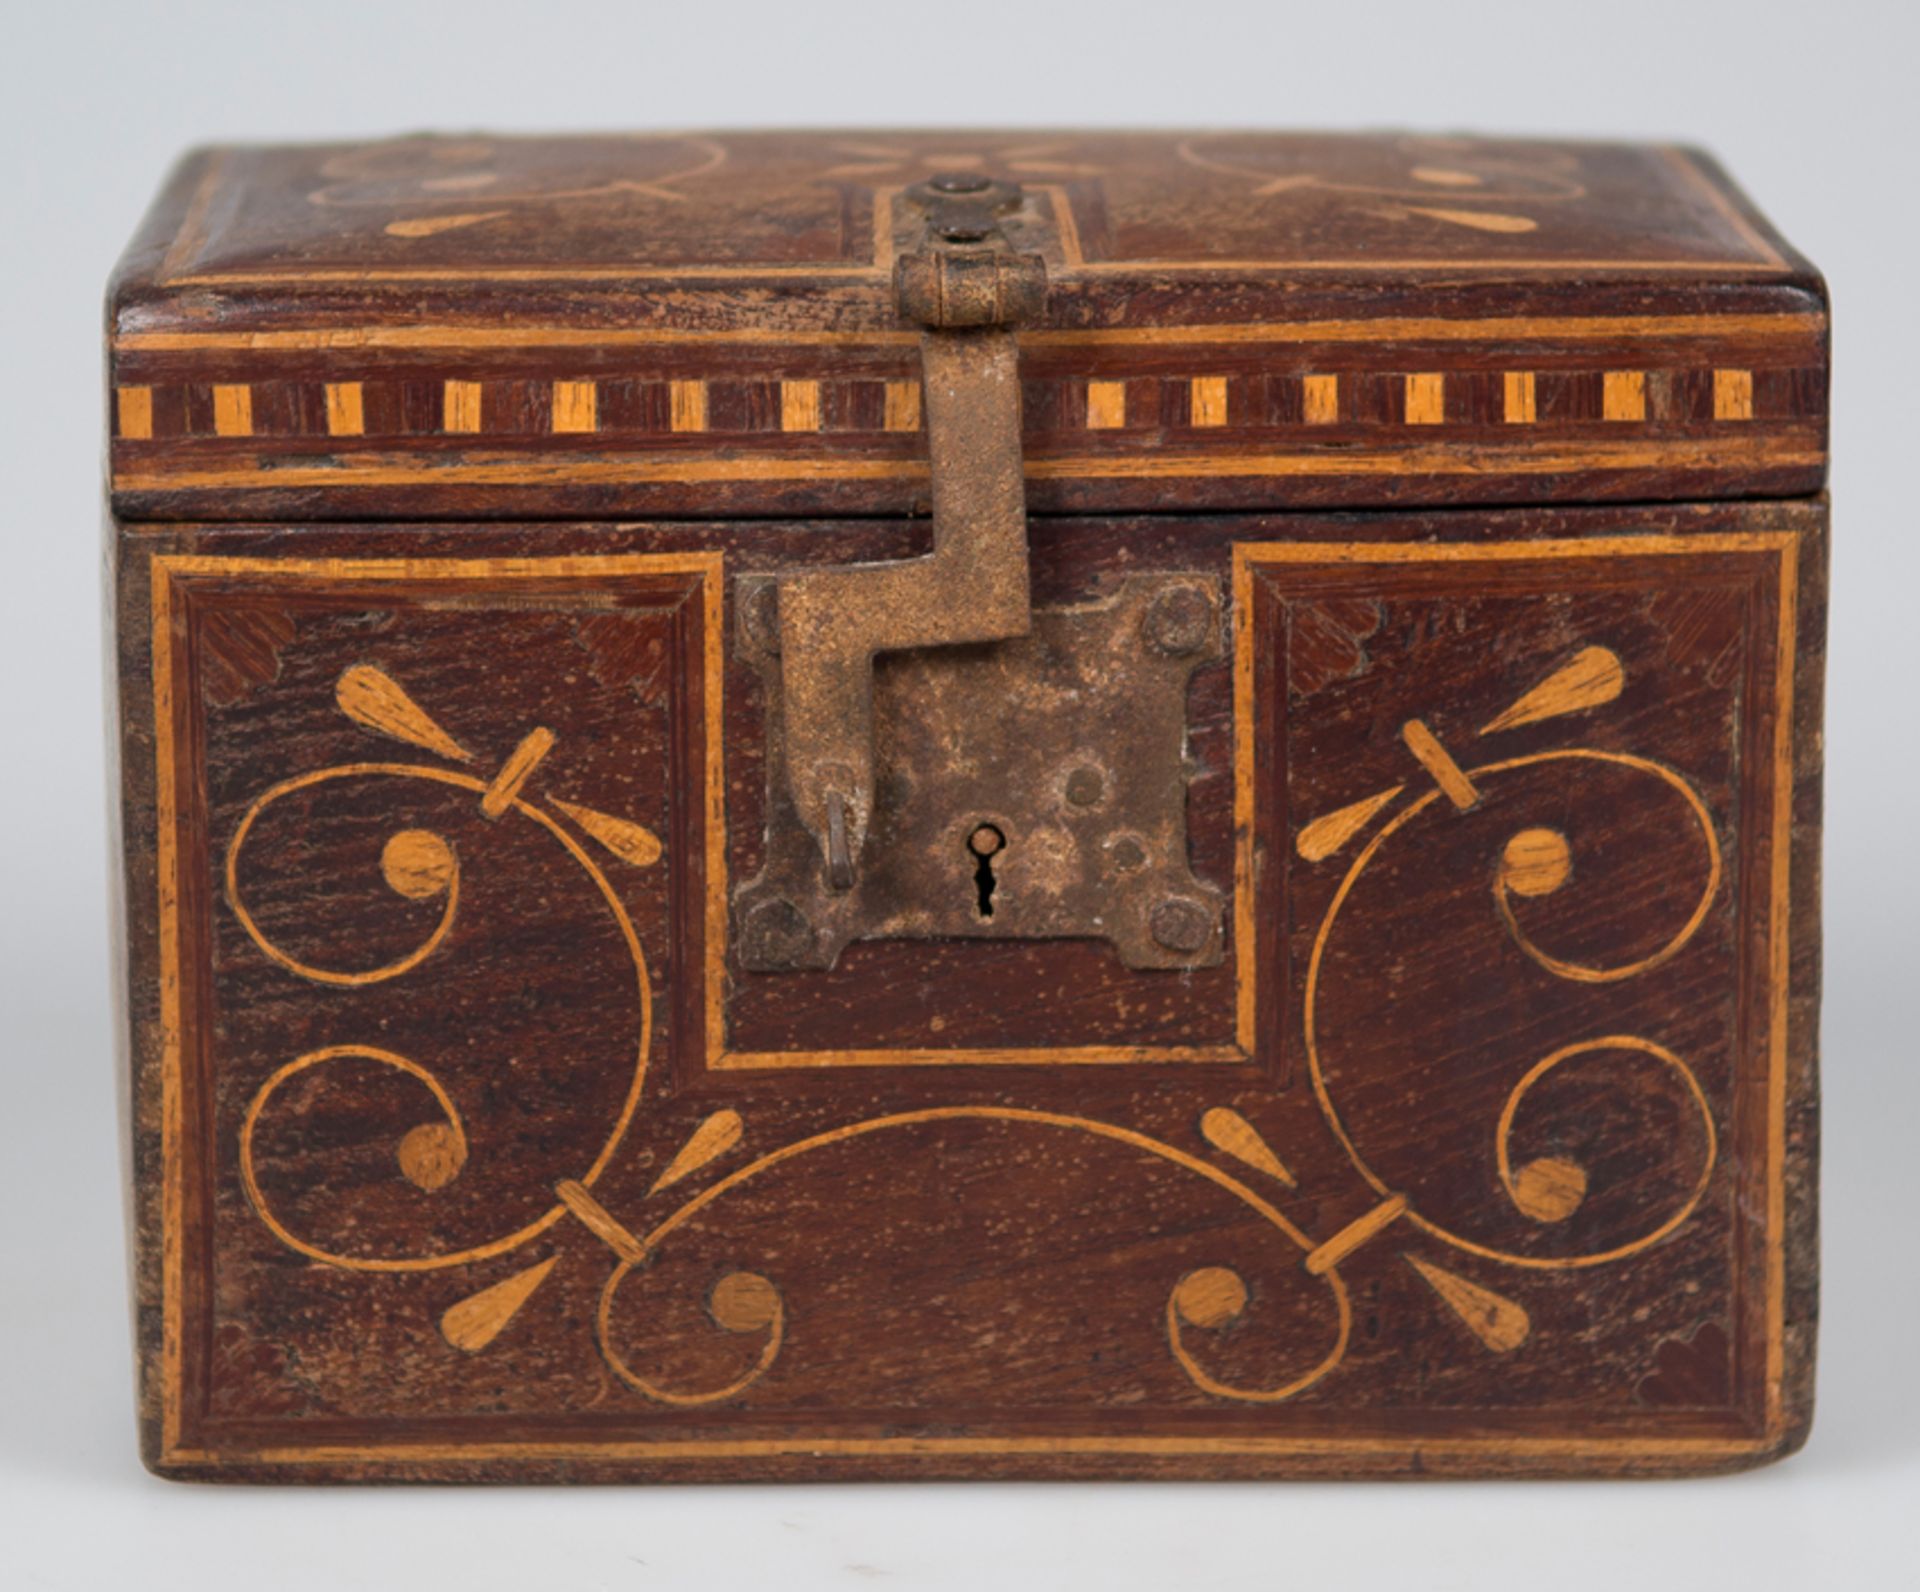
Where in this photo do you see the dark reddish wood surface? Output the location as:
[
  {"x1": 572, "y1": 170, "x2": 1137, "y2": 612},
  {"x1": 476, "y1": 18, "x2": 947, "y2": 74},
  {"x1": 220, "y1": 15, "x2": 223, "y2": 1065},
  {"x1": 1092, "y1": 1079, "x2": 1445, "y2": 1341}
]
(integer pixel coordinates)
[
  {"x1": 113, "y1": 502, "x2": 1824, "y2": 1480},
  {"x1": 107, "y1": 132, "x2": 1828, "y2": 521},
  {"x1": 108, "y1": 130, "x2": 1826, "y2": 1482},
  {"x1": 117, "y1": 133, "x2": 1807, "y2": 279}
]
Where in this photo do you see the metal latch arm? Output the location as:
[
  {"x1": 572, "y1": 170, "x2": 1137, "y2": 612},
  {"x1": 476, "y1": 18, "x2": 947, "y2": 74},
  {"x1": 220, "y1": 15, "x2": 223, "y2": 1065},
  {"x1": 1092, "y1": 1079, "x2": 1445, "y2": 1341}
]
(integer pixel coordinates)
[{"x1": 776, "y1": 175, "x2": 1046, "y2": 888}]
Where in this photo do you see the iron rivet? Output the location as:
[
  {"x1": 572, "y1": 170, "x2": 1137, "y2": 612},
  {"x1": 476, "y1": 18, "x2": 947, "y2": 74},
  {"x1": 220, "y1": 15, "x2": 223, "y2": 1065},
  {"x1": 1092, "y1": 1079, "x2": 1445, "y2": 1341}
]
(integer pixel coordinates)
[
  {"x1": 743, "y1": 581, "x2": 781, "y2": 655},
  {"x1": 930, "y1": 172, "x2": 992, "y2": 194},
  {"x1": 825, "y1": 793, "x2": 854, "y2": 893},
  {"x1": 1065, "y1": 766, "x2": 1105, "y2": 808},
  {"x1": 1109, "y1": 836, "x2": 1148, "y2": 872},
  {"x1": 741, "y1": 898, "x2": 815, "y2": 969},
  {"x1": 1144, "y1": 587, "x2": 1213, "y2": 657},
  {"x1": 1150, "y1": 898, "x2": 1214, "y2": 954}
]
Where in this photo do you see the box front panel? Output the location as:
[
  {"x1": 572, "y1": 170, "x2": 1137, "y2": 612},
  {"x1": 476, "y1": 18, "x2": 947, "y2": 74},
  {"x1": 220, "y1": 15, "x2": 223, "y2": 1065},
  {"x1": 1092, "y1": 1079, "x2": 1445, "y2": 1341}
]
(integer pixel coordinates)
[{"x1": 117, "y1": 503, "x2": 1821, "y2": 1479}]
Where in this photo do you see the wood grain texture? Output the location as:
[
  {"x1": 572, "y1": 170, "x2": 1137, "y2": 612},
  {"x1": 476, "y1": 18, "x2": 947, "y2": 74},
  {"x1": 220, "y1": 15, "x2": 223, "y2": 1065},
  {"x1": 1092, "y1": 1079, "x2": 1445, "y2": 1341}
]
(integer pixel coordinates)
[
  {"x1": 110, "y1": 502, "x2": 1825, "y2": 1482},
  {"x1": 210, "y1": 384, "x2": 252, "y2": 438},
  {"x1": 324, "y1": 381, "x2": 364, "y2": 436},
  {"x1": 1504, "y1": 371, "x2": 1536, "y2": 423},
  {"x1": 117, "y1": 386, "x2": 154, "y2": 440},
  {"x1": 1191, "y1": 376, "x2": 1229, "y2": 428},
  {"x1": 550, "y1": 380, "x2": 597, "y2": 434},
  {"x1": 1604, "y1": 370, "x2": 1648, "y2": 421},
  {"x1": 1303, "y1": 373, "x2": 1341, "y2": 424},
  {"x1": 1404, "y1": 373, "x2": 1445, "y2": 424},
  {"x1": 105, "y1": 130, "x2": 1826, "y2": 1485}
]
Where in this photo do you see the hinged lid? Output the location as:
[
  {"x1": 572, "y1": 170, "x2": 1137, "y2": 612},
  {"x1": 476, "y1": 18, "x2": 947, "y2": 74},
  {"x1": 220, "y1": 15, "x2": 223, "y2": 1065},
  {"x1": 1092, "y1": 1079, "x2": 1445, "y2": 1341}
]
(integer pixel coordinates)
[{"x1": 108, "y1": 130, "x2": 1827, "y2": 521}]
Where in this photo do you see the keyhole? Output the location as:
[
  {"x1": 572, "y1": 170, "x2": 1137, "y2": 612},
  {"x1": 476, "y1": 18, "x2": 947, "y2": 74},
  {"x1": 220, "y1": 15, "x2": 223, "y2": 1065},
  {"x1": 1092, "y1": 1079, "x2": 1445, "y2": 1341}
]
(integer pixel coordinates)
[{"x1": 968, "y1": 823, "x2": 1006, "y2": 918}]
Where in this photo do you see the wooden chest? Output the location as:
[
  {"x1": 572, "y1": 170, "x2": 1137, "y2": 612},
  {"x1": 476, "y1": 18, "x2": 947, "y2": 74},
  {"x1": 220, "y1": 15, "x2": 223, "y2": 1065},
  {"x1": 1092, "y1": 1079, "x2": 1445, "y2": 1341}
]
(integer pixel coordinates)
[{"x1": 108, "y1": 131, "x2": 1827, "y2": 1481}]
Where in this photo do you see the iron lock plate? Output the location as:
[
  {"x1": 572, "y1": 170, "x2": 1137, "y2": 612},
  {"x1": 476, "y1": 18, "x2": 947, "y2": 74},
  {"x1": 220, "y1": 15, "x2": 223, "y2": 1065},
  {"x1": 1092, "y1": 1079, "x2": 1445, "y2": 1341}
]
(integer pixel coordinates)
[{"x1": 735, "y1": 573, "x2": 1226, "y2": 972}]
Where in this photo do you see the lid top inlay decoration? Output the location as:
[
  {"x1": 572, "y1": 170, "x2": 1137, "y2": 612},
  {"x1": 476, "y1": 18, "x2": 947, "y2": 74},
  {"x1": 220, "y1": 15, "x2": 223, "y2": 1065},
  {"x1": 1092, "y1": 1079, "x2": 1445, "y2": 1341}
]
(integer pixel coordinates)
[{"x1": 143, "y1": 131, "x2": 1793, "y2": 284}]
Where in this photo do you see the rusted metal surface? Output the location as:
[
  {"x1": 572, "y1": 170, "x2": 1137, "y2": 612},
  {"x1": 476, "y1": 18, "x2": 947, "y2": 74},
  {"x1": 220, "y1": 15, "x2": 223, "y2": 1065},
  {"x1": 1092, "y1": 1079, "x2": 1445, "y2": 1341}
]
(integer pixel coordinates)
[
  {"x1": 895, "y1": 174, "x2": 1046, "y2": 326},
  {"x1": 773, "y1": 176, "x2": 1047, "y2": 885},
  {"x1": 735, "y1": 574, "x2": 1227, "y2": 971}
]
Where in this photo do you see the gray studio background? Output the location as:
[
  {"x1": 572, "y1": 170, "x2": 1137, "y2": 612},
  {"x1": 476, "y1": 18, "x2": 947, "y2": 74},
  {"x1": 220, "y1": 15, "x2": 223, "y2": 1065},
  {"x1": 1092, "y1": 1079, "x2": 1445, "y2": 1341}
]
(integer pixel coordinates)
[{"x1": 2, "y1": 2, "x2": 1913, "y2": 1587}]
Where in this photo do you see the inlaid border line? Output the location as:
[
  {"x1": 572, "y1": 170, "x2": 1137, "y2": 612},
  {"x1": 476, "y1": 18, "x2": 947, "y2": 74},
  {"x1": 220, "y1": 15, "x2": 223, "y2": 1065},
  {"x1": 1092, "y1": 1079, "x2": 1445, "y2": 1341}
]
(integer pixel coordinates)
[
  {"x1": 114, "y1": 439, "x2": 1829, "y2": 496},
  {"x1": 1660, "y1": 146, "x2": 1790, "y2": 272},
  {"x1": 1232, "y1": 527, "x2": 1800, "y2": 1448},
  {"x1": 151, "y1": 550, "x2": 726, "y2": 1464},
  {"x1": 153, "y1": 528, "x2": 1801, "y2": 1465},
  {"x1": 163, "y1": 1430, "x2": 1786, "y2": 1466},
  {"x1": 114, "y1": 311, "x2": 1826, "y2": 353},
  {"x1": 150, "y1": 148, "x2": 1792, "y2": 290}
]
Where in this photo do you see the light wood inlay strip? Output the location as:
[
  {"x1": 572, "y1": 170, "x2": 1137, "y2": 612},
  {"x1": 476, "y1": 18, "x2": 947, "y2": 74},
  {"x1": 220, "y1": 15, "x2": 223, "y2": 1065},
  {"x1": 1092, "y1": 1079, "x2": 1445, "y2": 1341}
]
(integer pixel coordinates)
[
  {"x1": 1763, "y1": 533, "x2": 1799, "y2": 1422},
  {"x1": 1603, "y1": 370, "x2": 1647, "y2": 422},
  {"x1": 150, "y1": 560, "x2": 183, "y2": 1456},
  {"x1": 780, "y1": 379, "x2": 822, "y2": 432},
  {"x1": 115, "y1": 437, "x2": 1825, "y2": 493},
  {"x1": 1503, "y1": 372, "x2": 1536, "y2": 424},
  {"x1": 1033, "y1": 440, "x2": 1822, "y2": 481},
  {"x1": 117, "y1": 386, "x2": 154, "y2": 440},
  {"x1": 324, "y1": 382, "x2": 364, "y2": 436},
  {"x1": 1190, "y1": 376, "x2": 1229, "y2": 428},
  {"x1": 882, "y1": 379, "x2": 921, "y2": 432},
  {"x1": 443, "y1": 380, "x2": 482, "y2": 434},
  {"x1": 1405, "y1": 373, "x2": 1445, "y2": 425},
  {"x1": 156, "y1": 151, "x2": 227, "y2": 284},
  {"x1": 1402, "y1": 719, "x2": 1479, "y2": 809},
  {"x1": 718, "y1": 1045, "x2": 1245, "y2": 1069},
  {"x1": 669, "y1": 379, "x2": 707, "y2": 433},
  {"x1": 1238, "y1": 530, "x2": 1798, "y2": 561},
  {"x1": 162, "y1": 1428, "x2": 1798, "y2": 1465},
  {"x1": 1302, "y1": 374, "x2": 1339, "y2": 425},
  {"x1": 481, "y1": 728, "x2": 554, "y2": 818},
  {"x1": 1661, "y1": 145, "x2": 1791, "y2": 271},
  {"x1": 164, "y1": 231, "x2": 1797, "y2": 289},
  {"x1": 555, "y1": 1179, "x2": 647, "y2": 1265},
  {"x1": 551, "y1": 380, "x2": 597, "y2": 434},
  {"x1": 1085, "y1": 380, "x2": 1126, "y2": 429},
  {"x1": 116, "y1": 312, "x2": 1825, "y2": 355},
  {"x1": 1030, "y1": 312, "x2": 1823, "y2": 346},
  {"x1": 1305, "y1": 1195, "x2": 1409, "y2": 1276},
  {"x1": 1715, "y1": 368, "x2": 1754, "y2": 420},
  {"x1": 211, "y1": 384, "x2": 253, "y2": 437}
]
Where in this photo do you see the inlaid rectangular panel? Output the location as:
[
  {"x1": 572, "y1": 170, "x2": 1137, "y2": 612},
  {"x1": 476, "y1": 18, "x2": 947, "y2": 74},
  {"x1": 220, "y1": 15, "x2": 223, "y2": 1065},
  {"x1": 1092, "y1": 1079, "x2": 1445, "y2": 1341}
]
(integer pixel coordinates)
[
  {"x1": 1233, "y1": 523, "x2": 1816, "y2": 1457},
  {"x1": 133, "y1": 549, "x2": 722, "y2": 1472},
  {"x1": 116, "y1": 504, "x2": 1820, "y2": 1481}
]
